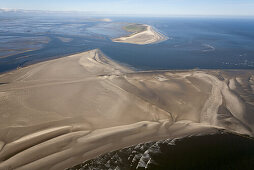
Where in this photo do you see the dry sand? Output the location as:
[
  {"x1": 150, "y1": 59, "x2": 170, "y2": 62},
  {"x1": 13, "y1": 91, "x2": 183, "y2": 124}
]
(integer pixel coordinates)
[
  {"x1": 0, "y1": 49, "x2": 254, "y2": 170},
  {"x1": 112, "y1": 25, "x2": 168, "y2": 45}
]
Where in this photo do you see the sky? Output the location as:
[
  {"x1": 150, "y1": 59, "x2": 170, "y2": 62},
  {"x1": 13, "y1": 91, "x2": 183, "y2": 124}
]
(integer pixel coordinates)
[{"x1": 1, "y1": 0, "x2": 254, "y2": 16}]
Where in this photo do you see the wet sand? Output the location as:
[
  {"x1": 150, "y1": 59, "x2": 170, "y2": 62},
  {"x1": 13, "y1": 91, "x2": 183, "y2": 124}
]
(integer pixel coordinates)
[{"x1": 0, "y1": 49, "x2": 254, "y2": 170}]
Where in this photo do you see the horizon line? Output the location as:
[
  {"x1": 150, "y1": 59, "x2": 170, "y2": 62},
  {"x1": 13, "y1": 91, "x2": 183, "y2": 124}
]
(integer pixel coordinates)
[{"x1": 1, "y1": 8, "x2": 254, "y2": 18}]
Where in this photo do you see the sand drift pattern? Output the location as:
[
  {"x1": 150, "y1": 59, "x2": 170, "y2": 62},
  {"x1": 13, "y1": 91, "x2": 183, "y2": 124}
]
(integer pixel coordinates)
[{"x1": 0, "y1": 50, "x2": 254, "y2": 169}]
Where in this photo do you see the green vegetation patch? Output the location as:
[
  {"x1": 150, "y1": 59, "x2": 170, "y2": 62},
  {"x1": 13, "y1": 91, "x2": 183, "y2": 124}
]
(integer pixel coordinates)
[{"x1": 123, "y1": 24, "x2": 147, "y2": 33}]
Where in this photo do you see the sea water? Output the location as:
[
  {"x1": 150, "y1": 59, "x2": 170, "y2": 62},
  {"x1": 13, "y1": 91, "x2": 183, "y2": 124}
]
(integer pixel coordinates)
[{"x1": 0, "y1": 14, "x2": 254, "y2": 72}]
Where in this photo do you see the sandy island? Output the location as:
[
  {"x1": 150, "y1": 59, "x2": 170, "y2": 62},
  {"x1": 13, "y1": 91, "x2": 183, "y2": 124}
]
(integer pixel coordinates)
[
  {"x1": 0, "y1": 49, "x2": 254, "y2": 170},
  {"x1": 112, "y1": 24, "x2": 168, "y2": 45}
]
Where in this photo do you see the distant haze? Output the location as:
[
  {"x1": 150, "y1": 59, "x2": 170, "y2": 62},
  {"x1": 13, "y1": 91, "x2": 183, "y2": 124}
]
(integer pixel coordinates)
[{"x1": 1, "y1": 0, "x2": 254, "y2": 17}]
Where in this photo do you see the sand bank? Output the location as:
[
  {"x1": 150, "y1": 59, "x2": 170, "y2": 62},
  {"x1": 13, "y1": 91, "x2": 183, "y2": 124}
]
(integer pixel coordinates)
[
  {"x1": 0, "y1": 50, "x2": 254, "y2": 169},
  {"x1": 112, "y1": 24, "x2": 168, "y2": 45}
]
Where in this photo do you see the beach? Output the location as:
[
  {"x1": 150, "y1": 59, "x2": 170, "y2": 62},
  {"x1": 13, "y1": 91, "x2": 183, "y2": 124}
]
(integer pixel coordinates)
[
  {"x1": 112, "y1": 24, "x2": 168, "y2": 45},
  {"x1": 0, "y1": 49, "x2": 254, "y2": 170}
]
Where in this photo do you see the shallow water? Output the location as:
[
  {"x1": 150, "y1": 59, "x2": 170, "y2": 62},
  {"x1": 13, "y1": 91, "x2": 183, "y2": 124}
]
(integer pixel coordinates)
[{"x1": 1, "y1": 14, "x2": 254, "y2": 73}]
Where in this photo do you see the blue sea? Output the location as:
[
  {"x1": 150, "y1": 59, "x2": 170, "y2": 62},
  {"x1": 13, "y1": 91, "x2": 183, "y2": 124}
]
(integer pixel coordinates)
[{"x1": 1, "y1": 13, "x2": 254, "y2": 73}]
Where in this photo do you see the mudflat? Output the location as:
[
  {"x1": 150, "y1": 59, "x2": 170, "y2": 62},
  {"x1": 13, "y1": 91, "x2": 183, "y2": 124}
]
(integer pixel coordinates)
[{"x1": 0, "y1": 49, "x2": 254, "y2": 170}]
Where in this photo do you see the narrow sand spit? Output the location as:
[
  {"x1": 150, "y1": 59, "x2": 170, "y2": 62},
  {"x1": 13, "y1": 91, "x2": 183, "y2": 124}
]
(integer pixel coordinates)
[
  {"x1": 0, "y1": 49, "x2": 254, "y2": 170},
  {"x1": 112, "y1": 25, "x2": 168, "y2": 45}
]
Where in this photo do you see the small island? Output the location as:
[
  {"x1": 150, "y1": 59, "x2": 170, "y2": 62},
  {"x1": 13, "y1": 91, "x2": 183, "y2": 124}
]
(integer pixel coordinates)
[{"x1": 112, "y1": 23, "x2": 168, "y2": 45}]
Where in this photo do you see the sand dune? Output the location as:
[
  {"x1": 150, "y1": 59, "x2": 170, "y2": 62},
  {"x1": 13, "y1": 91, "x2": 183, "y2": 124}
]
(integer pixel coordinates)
[{"x1": 0, "y1": 49, "x2": 254, "y2": 169}]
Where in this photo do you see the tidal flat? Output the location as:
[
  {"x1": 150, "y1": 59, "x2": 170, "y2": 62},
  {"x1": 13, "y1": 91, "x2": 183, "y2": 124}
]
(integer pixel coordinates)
[{"x1": 0, "y1": 49, "x2": 254, "y2": 169}]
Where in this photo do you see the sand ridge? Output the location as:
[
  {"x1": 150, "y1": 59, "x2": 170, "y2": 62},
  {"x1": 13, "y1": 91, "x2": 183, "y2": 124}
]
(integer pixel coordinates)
[{"x1": 0, "y1": 49, "x2": 254, "y2": 169}]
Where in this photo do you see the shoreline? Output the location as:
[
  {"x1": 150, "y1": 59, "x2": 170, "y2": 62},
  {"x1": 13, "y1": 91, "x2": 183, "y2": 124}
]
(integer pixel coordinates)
[
  {"x1": 1, "y1": 46, "x2": 254, "y2": 75},
  {"x1": 112, "y1": 24, "x2": 168, "y2": 45},
  {"x1": 0, "y1": 49, "x2": 254, "y2": 170}
]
